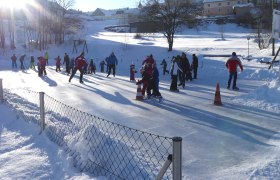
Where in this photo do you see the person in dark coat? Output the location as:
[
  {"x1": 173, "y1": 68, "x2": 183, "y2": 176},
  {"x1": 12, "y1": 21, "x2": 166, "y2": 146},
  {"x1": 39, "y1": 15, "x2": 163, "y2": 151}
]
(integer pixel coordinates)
[
  {"x1": 63, "y1": 53, "x2": 70, "y2": 75},
  {"x1": 105, "y1": 57, "x2": 109, "y2": 72},
  {"x1": 89, "y1": 59, "x2": 96, "y2": 74},
  {"x1": 178, "y1": 52, "x2": 190, "y2": 88},
  {"x1": 226, "y1": 52, "x2": 243, "y2": 90},
  {"x1": 183, "y1": 53, "x2": 192, "y2": 82},
  {"x1": 100, "y1": 60, "x2": 105, "y2": 72},
  {"x1": 55, "y1": 56, "x2": 61, "y2": 72},
  {"x1": 11, "y1": 54, "x2": 17, "y2": 69},
  {"x1": 192, "y1": 54, "x2": 199, "y2": 79},
  {"x1": 151, "y1": 64, "x2": 162, "y2": 97},
  {"x1": 19, "y1": 54, "x2": 26, "y2": 70},
  {"x1": 177, "y1": 53, "x2": 189, "y2": 88},
  {"x1": 69, "y1": 52, "x2": 88, "y2": 83},
  {"x1": 130, "y1": 63, "x2": 137, "y2": 81},
  {"x1": 29, "y1": 56, "x2": 35, "y2": 70},
  {"x1": 160, "y1": 59, "x2": 169, "y2": 75},
  {"x1": 106, "y1": 52, "x2": 118, "y2": 77}
]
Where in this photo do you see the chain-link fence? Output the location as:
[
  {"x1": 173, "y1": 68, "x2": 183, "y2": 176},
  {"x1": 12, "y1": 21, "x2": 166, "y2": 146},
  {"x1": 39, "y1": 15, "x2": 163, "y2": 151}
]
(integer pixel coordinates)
[{"x1": 2, "y1": 85, "x2": 182, "y2": 180}]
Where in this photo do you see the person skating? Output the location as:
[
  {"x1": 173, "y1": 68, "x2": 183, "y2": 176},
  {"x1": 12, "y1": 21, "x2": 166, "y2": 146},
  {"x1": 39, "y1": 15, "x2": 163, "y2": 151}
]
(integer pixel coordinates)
[
  {"x1": 105, "y1": 57, "x2": 109, "y2": 73},
  {"x1": 178, "y1": 52, "x2": 189, "y2": 88},
  {"x1": 55, "y1": 56, "x2": 61, "y2": 72},
  {"x1": 192, "y1": 54, "x2": 199, "y2": 79},
  {"x1": 69, "y1": 52, "x2": 88, "y2": 83},
  {"x1": 160, "y1": 59, "x2": 169, "y2": 75},
  {"x1": 19, "y1": 54, "x2": 26, "y2": 70},
  {"x1": 130, "y1": 63, "x2": 137, "y2": 81},
  {"x1": 89, "y1": 59, "x2": 96, "y2": 74},
  {"x1": 170, "y1": 55, "x2": 182, "y2": 92},
  {"x1": 37, "y1": 59, "x2": 42, "y2": 77},
  {"x1": 182, "y1": 53, "x2": 192, "y2": 82},
  {"x1": 11, "y1": 54, "x2": 17, "y2": 69},
  {"x1": 136, "y1": 64, "x2": 153, "y2": 98},
  {"x1": 100, "y1": 60, "x2": 105, "y2": 72},
  {"x1": 69, "y1": 57, "x2": 75, "y2": 75},
  {"x1": 151, "y1": 64, "x2": 162, "y2": 98},
  {"x1": 37, "y1": 56, "x2": 47, "y2": 76},
  {"x1": 44, "y1": 51, "x2": 49, "y2": 65},
  {"x1": 106, "y1": 52, "x2": 118, "y2": 77},
  {"x1": 140, "y1": 54, "x2": 156, "y2": 97},
  {"x1": 83, "y1": 60, "x2": 89, "y2": 74},
  {"x1": 226, "y1": 52, "x2": 243, "y2": 90},
  {"x1": 29, "y1": 56, "x2": 35, "y2": 70},
  {"x1": 63, "y1": 53, "x2": 70, "y2": 75}
]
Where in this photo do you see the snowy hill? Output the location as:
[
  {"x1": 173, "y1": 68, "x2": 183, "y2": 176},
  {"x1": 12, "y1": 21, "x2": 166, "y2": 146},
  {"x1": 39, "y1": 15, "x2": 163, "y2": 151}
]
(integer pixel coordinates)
[{"x1": 0, "y1": 17, "x2": 280, "y2": 179}]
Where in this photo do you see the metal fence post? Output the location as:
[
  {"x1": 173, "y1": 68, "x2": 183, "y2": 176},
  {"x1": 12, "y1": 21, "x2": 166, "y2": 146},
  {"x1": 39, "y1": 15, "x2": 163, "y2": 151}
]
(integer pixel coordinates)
[
  {"x1": 172, "y1": 137, "x2": 182, "y2": 180},
  {"x1": 39, "y1": 92, "x2": 45, "y2": 132},
  {"x1": 0, "y1": 79, "x2": 3, "y2": 103}
]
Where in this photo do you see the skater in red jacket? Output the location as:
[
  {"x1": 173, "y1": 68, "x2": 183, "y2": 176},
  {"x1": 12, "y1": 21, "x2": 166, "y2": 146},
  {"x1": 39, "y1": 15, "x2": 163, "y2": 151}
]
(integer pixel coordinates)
[
  {"x1": 69, "y1": 52, "x2": 88, "y2": 83},
  {"x1": 226, "y1": 52, "x2": 243, "y2": 90}
]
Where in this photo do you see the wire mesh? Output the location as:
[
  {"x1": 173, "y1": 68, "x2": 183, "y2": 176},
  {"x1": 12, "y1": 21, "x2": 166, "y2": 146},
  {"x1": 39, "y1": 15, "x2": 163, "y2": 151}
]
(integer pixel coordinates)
[
  {"x1": 4, "y1": 88, "x2": 40, "y2": 126},
  {"x1": 3, "y1": 88, "x2": 174, "y2": 179}
]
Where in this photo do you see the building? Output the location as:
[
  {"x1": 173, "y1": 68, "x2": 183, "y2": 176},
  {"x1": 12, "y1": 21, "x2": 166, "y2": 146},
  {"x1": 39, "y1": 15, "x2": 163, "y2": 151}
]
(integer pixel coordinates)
[
  {"x1": 91, "y1": 8, "x2": 106, "y2": 20},
  {"x1": 91, "y1": 8, "x2": 140, "y2": 23},
  {"x1": 203, "y1": 0, "x2": 250, "y2": 16}
]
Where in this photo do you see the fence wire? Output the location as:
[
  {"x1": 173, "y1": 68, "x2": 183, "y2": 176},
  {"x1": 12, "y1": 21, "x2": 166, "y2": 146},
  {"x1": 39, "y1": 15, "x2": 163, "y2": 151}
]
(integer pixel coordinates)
[
  {"x1": 3, "y1": 88, "x2": 174, "y2": 180},
  {"x1": 4, "y1": 88, "x2": 40, "y2": 126}
]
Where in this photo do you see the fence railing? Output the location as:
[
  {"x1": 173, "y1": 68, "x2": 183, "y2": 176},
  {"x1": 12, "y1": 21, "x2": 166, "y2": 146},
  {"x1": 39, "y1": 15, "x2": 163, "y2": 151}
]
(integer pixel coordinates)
[{"x1": 1, "y1": 79, "x2": 182, "y2": 180}]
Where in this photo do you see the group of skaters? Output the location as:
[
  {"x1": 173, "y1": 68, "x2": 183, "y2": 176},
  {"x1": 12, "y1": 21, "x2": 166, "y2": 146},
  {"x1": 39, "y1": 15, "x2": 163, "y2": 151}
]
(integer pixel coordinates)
[
  {"x1": 169, "y1": 53, "x2": 198, "y2": 91},
  {"x1": 10, "y1": 50, "x2": 243, "y2": 99},
  {"x1": 11, "y1": 53, "x2": 47, "y2": 76},
  {"x1": 9, "y1": 51, "x2": 117, "y2": 81},
  {"x1": 133, "y1": 52, "x2": 199, "y2": 99},
  {"x1": 136, "y1": 54, "x2": 162, "y2": 99},
  {"x1": 11, "y1": 54, "x2": 27, "y2": 70}
]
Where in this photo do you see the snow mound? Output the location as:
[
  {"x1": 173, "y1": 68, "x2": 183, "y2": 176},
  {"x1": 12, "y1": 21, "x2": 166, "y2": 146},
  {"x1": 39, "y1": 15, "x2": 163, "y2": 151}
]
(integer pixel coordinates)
[{"x1": 231, "y1": 79, "x2": 280, "y2": 113}]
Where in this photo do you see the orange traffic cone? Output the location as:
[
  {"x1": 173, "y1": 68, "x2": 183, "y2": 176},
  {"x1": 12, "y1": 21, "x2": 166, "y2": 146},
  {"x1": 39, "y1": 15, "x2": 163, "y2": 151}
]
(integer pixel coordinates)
[
  {"x1": 214, "y1": 83, "x2": 222, "y2": 106},
  {"x1": 136, "y1": 82, "x2": 143, "y2": 100}
]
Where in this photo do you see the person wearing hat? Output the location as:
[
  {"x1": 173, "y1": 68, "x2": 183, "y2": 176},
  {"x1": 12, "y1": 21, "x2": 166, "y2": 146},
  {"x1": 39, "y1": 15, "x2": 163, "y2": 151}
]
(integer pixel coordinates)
[{"x1": 226, "y1": 52, "x2": 243, "y2": 90}]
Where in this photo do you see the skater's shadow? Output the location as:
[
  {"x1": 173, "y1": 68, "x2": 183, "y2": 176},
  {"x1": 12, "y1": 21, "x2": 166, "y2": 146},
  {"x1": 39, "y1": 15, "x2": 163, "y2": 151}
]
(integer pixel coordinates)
[{"x1": 40, "y1": 75, "x2": 57, "y2": 87}]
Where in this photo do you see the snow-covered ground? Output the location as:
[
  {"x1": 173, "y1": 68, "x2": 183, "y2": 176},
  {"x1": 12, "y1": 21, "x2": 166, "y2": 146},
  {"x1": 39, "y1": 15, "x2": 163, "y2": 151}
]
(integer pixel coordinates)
[{"x1": 0, "y1": 17, "x2": 280, "y2": 179}]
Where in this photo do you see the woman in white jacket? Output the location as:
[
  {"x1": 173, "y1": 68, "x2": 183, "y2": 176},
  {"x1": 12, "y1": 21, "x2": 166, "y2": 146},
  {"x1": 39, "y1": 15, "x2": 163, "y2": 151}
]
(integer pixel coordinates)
[{"x1": 170, "y1": 55, "x2": 182, "y2": 92}]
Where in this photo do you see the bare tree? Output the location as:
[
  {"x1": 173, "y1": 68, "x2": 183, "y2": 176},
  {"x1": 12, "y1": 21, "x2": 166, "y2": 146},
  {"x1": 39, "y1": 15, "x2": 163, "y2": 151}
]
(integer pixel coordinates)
[
  {"x1": 51, "y1": 0, "x2": 75, "y2": 43},
  {"x1": 8, "y1": 18, "x2": 15, "y2": 49},
  {"x1": 0, "y1": 8, "x2": 5, "y2": 49},
  {"x1": 140, "y1": 0, "x2": 192, "y2": 51}
]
